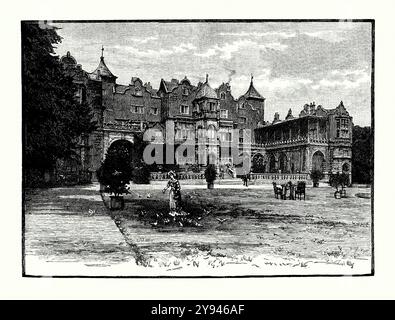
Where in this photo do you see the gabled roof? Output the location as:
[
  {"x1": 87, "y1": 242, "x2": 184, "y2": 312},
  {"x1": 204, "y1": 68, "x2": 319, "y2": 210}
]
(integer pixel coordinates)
[
  {"x1": 160, "y1": 79, "x2": 179, "y2": 93},
  {"x1": 195, "y1": 74, "x2": 218, "y2": 100},
  {"x1": 242, "y1": 76, "x2": 265, "y2": 100}
]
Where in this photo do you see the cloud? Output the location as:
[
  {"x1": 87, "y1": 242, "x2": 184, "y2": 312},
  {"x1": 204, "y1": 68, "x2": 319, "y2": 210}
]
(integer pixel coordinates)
[
  {"x1": 194, "y1": 48, "x2": 217, "y2": 58},
  {"x1": 113, "y1": 42, "x2": 196, "y2": 58},
  {"x1": 194, "y1": 40, "x2": 287, "y2": 60},
  {"x1": 173, "y1": 43, "x2": 197, "y2": 53},
  {"x1": 219, "y1": 31, "x2": 296, "y2": 38},
  {"x1": 312, "y1": 69, "x2": 370, "y2": 90},
  {"x1": 129, "y1": 36, "x2": 158, "y2": 44},
  {"x1": 304, "y1": 31, "x2": 346, "y2": 43}
]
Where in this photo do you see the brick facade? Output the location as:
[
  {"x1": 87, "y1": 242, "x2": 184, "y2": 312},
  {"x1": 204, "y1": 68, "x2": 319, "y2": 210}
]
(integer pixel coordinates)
[{"x1": 60, "y1": 51, "x2": 353, "y2": 181}]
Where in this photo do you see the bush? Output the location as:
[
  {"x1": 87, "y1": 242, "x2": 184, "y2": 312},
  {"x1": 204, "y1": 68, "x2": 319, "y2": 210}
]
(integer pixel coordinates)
[
  {"x1": 329, "y1": 172, "x2": 349, "y2": 190},
  {"x1": 310, "y1": 169, "x2": 324, "y2": 183},
  {"x1": 204, "y1": 164, "x2": 217, "y2": 183},
  {"x1": 188, "y1": 163, "x2": 201, "y2": 173},
  {"x1": 132, "y1": 165, "x2": 151, "y2": 184},
  {"x1": 96, "y1": 144, "x2": 133, "y2": 196}
]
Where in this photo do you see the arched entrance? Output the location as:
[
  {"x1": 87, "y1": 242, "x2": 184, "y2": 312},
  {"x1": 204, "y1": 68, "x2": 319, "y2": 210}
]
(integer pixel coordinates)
[
  {"x1": 269, "y1": 154, "x2": 276, "y2": 172},
  {"x1": 252, "y1": 153, "x2": 265, "y2": 173},
  {"x1": 98, "y1": 139, "x2": 135, "y2": 184},
  {"x1": 106, "y1": 139, "x2": 134, "y2": 163},
  {"x1": 278, "y1": 153, "x2": 288, "y2": 173},
  {"x1": 312, "y1": 150, "x2": 325, "y2": 172}
]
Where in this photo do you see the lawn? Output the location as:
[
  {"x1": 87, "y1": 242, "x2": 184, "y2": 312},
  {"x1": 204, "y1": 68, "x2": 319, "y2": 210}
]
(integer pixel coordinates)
[{"x1": 104, "y1": 183, "x2": 372, "y2": 275}]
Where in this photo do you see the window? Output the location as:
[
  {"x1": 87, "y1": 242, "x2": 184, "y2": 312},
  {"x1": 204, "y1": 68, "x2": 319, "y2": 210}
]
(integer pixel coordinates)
[
  {"x1": 207, "y1": 126, "x2": 216, "y2": 140},
  {"x1": 151, "y1": 107, "x2": 158, "y2": 115},
  {"x1": 336, "y1": 117, "x2": 350, "y2": 138},
  {"x1": 209, "y1": 102, "x2": 216, "y2": 111},
  {"x1": 240, "y1": 117, "x2": 247, "y2": 124},
  {"x1": 239, "y1": 130, "x2": 244, "y2": 143},
  {"x1": 219, "y1": 132, "x2": 232, "y2": 142},
  {"x1": 220, "y1": 109, "x2": 228, "y2": 119},
  {"x1": 134, "y1": 88, "x2": 142, "y2": 96},
  {"x1": 175, "y1": 124, "x2": 193, "y2": 140},
  {"x1": 180, "y1": 105, "x2": 190, "y2": 115},
  {"x1": 131, "y1": 106, "x2": 144, "y2": 114},
  {"x1": 183, "y1": 87, "x2": 189, "y2": 96},
  {"x1": 220, "y1": 92, "x2": 226, "y2": 99}
]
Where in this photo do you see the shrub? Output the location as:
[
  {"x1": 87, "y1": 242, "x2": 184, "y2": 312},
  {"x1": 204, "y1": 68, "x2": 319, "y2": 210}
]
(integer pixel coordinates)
[
  {"x1": 329, "y1": 172, "x2": 349, "y2": 190},
  {"x1": 96, "y1": 145, "x2": 133, "y2": 196},
  {"x1": 132, "y1": 165, "x2": 151, "y2": 184},
  {"x1": 310, "y1": 169, "x2": 324, "y2": 183},
  {"x1": 188, "y1": 163, "x2": 201, "y2": 173},
  {"x1": 204, "y1": 164, "x2": 217, "y2": 183}
]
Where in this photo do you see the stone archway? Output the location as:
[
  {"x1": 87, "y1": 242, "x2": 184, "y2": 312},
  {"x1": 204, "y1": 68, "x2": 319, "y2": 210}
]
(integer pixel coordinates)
[
  {"x1": 312, "y1": 150, "x2": 325, "y2": 172},
  {"x1": 103, "y1": 132, "x2": 135, "y2": 160}
]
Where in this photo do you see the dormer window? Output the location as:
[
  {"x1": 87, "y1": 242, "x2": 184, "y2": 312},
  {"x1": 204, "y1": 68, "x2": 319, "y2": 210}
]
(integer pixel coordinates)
[
  {"x1": 131, "y1": 105, "x2": 144, "y2": 114},
  {"x1": 150, "y1": 107, "x2": 158, "y2": 115},
  {"x1": 180, "y1": 105, "x2": 190, "y2": 115},
  {"x1": 183, "y1": 87, "x2": 189, "y2": 96},
  {"x1": 220, "y1": 92, "x2": 226, "y2": 99},
  {"x1": 209, "y1": 102, "x2": 216, "y2": 111},
  {"x1": 134, "y1": 88, "x2": 142, "y2": 96},
  {"x1": 220, "y1": 109, "x2": 228, "y2": 119},
  {"x1": 240, "y1": 117, "x2": 247, "y2": 124}
]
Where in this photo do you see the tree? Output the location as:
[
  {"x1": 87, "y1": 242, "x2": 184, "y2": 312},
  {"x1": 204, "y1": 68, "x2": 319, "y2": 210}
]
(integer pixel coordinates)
[
  {"x1": 310, "y1": 169, "x2": 324, "y2": 187},
  {"x1": 22, "y1": 22, "x2": 96, "y2": 185},
  {"x1": 352, "y1": 126, "x2": 373, "y2": 184},
  {"x1": 204, "y1": 164, "x2": 217, "y2": 189},
  {"x1": 97, "y1": 143, "x2": 133, "y2": 196}
]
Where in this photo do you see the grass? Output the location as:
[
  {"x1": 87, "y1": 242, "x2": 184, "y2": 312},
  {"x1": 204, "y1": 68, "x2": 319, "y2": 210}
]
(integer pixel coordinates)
[{"x1": 103, "y1": 184, "x2": 372, "y2": 273}]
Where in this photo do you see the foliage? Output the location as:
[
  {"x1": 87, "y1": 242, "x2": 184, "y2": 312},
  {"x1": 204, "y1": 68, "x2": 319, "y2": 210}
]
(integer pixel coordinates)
[
  {"x1": 97, "y1": 135, "x2": 152, "y2": 191},
  {"x1": 310, "y1": 169, "x2": 324, "y2": 183},
  {"x1": 352, "y1": 126, "x2": 373, "y2": 184},
  {"x1": 187, "y1": 163, "x2": 201, "y2": 173},
  {"x1": 204, "y1": 164, "x2": 217, "y2": 183},
  {"x1": 329, "y1": 172, "x2": 349, "y2": 191},
  {"x1": 96, "y1": 142, "x2": 133, "y2": 196},
  {"x1": 132, "y1": 165, "x2": 151, "y2": 184},
  {"x1": 22, "y1": 22, "x2": 96, "y2": 183}
]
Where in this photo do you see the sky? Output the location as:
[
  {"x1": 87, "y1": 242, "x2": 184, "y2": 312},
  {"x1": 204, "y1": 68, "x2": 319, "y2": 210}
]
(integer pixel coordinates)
[{"x1": 54, "y1": 21, "x2": 372, "y2": 126}]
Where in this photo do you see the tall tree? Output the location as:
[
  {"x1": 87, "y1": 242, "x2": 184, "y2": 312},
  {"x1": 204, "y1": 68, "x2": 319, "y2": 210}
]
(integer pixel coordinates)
[
  {"x1": 352, "y1": 125, "x2": 373, "y2": 184},
  {"x1": 22, "y1": 22, "x2": 96, "y2": 183}
]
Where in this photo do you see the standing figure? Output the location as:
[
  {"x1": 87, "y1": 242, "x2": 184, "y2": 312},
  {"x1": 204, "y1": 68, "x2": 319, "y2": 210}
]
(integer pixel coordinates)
[{"x1": 162, "y1": 171, "x2": 182, "y2": 216}]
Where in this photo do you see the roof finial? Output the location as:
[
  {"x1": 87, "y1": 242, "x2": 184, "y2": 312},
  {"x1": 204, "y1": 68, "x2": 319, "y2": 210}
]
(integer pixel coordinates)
[
  {"x1": 251, "y1": 74, "x2": 254, "y2": 84},
  {"x1": 101, "y1": 45, "x2": 104, "y2": 59},
  {"x1": 206, "y1": 74, "x2": 209, "y2": 83}
]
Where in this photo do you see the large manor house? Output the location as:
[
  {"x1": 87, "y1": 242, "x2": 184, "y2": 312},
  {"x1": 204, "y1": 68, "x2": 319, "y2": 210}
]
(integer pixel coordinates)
[{"x1": 60, "y1": 50, "x2": 353, "y2": 182}]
